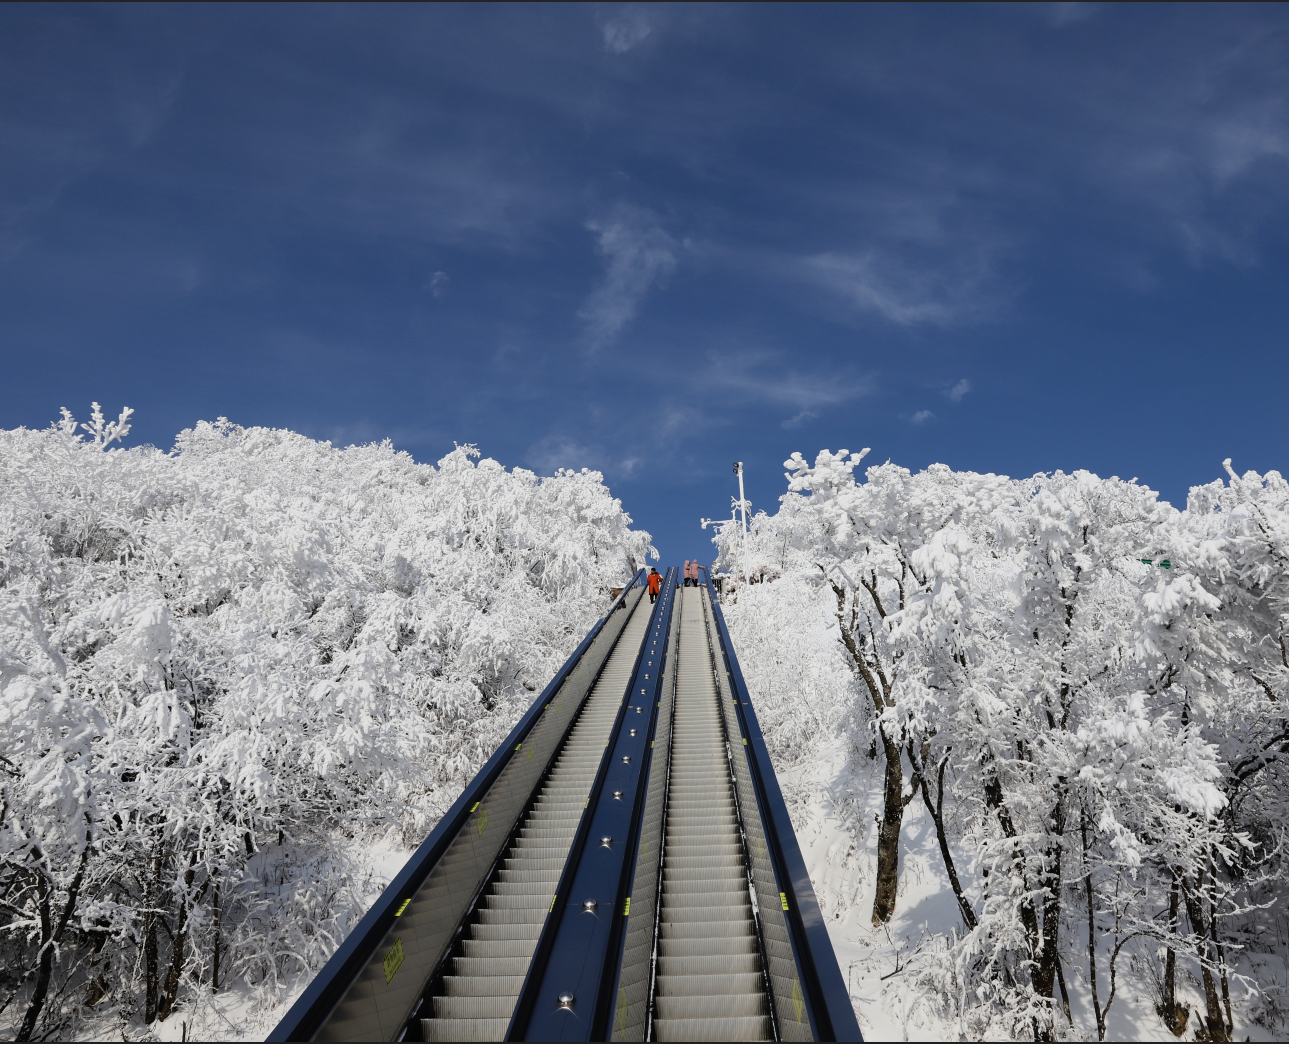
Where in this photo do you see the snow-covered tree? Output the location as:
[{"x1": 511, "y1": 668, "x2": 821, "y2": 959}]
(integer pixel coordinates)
[
  {"x1": 0, "y1": 407, "x2": 650, "y2": 1039},
  {"x1": 713, "y1": 453, "x2": 1283, "y2": 1041}
]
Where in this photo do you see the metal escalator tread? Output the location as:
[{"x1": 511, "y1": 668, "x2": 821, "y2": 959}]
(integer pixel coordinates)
[
  {"x1": 652, "y1": 586, "x2": 772, "y2": 1043},
  {"x1": 420, "y1": 595, "x2": 653, "y2": 1043}
]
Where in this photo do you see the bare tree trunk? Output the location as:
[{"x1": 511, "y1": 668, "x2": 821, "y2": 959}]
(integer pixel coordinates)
[
  {"x1": 15, "y1": 867, "x2": 52, "y2": 1043},
  {"x1": 983, "y1": 768, "x2": 1042, "y2": 965},
  {"x1": 144, "y1": 845, "x2": 163, "y2": 1024},
  {"x1": 16, "y1": 824, "x2": 91, "y2": 1042},
  {"x1": 1032, "y1": 835, "x2": 1064, "y2": 1042},
  {"x1": 872, "y1": 728, "x2": 909, "y2": 924},
  {"x1": 158, "y1": 850, "x2": 202, "y2": 1022},
  {"x1": 1208, "y1": 886, "x2": 1234, "y2": 1036},
  {"x1": 1055, "y1": 955, "x2": 1073, "y2": 1027},
  {"x1": 1158, "y1": 874, "x2": 1189, "y2": 1035},
  {"x1": 827, "y1": 576, "x2": 913, "y2": 927},
  {"x1": 1182, "y1": 871, "x2": 1229, "y2": 1042},
  {"x1": 913, "y1": 745, "x2": 976, "y2": 930},
  {"x1": 212, "y1": 880, "x2": 221, "y2": 992},
  {"x1": 1082, "y1": 812, "x2": 1105, "y2": 1040}
]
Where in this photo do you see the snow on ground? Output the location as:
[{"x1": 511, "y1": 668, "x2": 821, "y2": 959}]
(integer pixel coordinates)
[
  {"x1": 69, "y1": 834, "x2": 413, "y2": 1043},
  {"x1": 789, "y1": 739, "x2": 1287, "y2": 1042},
  {"x1": 89, "y1": 744, "x2": 1289, "y2": 1043}
]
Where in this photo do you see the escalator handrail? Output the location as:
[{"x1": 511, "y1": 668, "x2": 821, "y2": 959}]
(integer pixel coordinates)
[
  {"x1": 702, "y1": 569, "x2": 864, "y2": 1042},
  {"x1": 267, "y1": 571, "x2": 646, "y2": 1043}
]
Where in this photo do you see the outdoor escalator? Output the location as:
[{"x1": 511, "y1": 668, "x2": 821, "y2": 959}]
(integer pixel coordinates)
[{"x1": 269, "y1": 568, "x2": 861, "y2": 1043}]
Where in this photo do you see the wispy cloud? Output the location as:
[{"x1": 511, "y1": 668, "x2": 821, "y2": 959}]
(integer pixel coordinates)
[
  {"x1": 703, "y1": 349, "x2": 872, "y2": 410},
  {"x1": 1047, "y1": 3, "x2": 1100, "y2": 27},
  {"x1": 577, "y1": 204, "x2": 677, "y2": 349},
  {"x1": 601, "y1": 7, "x2": 654, "y2": 54},
  {"x1": 911, "y1": 409, "x2": 934, "y2": 424},
  {"x1": 526, "y1": 433, "x2": 601, "y2": 474},
  {"x1": 525, "y1": 432, "x2": 649, "y2": 479},
  {"x1": 946, "y1": 378, "x2": 971, "y2": 402},
  {"x1": 428, "y1": 271, "x2": 448, "y2": 297},
  {"x1": 782, "y1": 409, "x2": 819, "y2": 430},
  {"x1": 804, "y1": 248, "x2": 1005, "y2": 327}
]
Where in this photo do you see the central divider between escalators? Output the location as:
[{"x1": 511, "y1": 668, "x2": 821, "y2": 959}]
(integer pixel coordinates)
[{"x1": 505, "y1": 568, "x2": 680, "y2": 1042}]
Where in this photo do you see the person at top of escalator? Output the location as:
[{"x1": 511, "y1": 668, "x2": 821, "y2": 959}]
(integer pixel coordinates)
[
  {"x1": 647, "y1": 567, "x2": 662, "y2": 603},
  {"x1": 681, "y1": 559, "x2": 690, "y2": 586},
  {"x1": 683, "y1": 559, "x2": 698, "y2": 586}
]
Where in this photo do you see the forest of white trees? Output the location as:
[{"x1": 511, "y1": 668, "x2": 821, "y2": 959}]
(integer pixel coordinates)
[
  {"x1": 711, "y1": 449, "x2": 1289, "y2": 1042},
  {"x1": 0, "y1": 407, "x2": 651, "y2": 1041},
  {"x1": 5, "y1": 408, "x2": 1289, "y2": 1041}
]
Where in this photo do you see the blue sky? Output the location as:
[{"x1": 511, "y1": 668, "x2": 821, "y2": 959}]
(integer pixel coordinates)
[{"x1": 3, "y1": 3, "x2": 1288, "y2": 564}]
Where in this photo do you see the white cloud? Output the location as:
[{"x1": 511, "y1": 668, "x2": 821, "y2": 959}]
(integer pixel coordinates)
[
  {"x1": 577, "y1": 204, "x2": 677, "y2": 349},
  {"x1": 1048, "y1": 2, "x2": 1099, "y2": 27},
  {"x1": 782, "y1": 409, "x2": 819, "y2": 430},
  {"x1": 428, "y1": 271, "x2": 448, "y2": 297},
  {"x1": 911, "y1": 410, "x2": 934, "y2": 424},
  {"x1": 804, "y1": 248, "x2": 1004, "y2": 327},
  {"x1": 526, "y1": 434, "x2": 601, "y2": 474},
  {"x1": 704, "y1": 349, "x2": 872, "y2": 410},
  {"x1": 601, "y1": 8, "x2": 653, "y2": 54},
  {"x1": 947, "y1": 378, "x2": 971, "y2": 402}
]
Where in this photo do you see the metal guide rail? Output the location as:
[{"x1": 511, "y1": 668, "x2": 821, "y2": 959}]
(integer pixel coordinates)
[{"x1": 269, "y1": 568, "x2": 861, "y2": 1043}]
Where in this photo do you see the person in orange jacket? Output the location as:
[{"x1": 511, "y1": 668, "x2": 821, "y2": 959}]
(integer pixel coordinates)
[{"x1": 647, "y1": 567, "x2": 662, "y2": 603}]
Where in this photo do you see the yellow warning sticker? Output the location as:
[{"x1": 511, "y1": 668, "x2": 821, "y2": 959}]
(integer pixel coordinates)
[
  {"x1": 617, "y1": 985, "x2": 629, "y2": 1033},
  {"x1": 780, "y1": 892, "x2": 789, "y2": 911},
  {"x1": 623, "y1": 897, "x2": 631, "y2": 915},
  {"x1": 383, "y1": 938, "x2": 405, "y2": 984},
  {"x1": 792, "y1": 976, "x2": 804, "y2": 1023},
  {"x1": 394, "y1": 898, "x2": 411, "y2": 917},
  {"x1": 477, "y1": 808, "x2": 488, "y2": 836},
  {"x1": 743, "y1": 737, "x2": 748, "y2": 745},
  {"x1": 469, "y1": 802, "x2": 479, "y2": 813},
  {"x1": 550, "y1": 894, "x2": 557, "y2": 912}
]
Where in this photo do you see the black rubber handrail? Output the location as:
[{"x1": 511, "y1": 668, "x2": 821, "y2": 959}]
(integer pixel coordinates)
[{"x1": 702, "y1": 568, "x2": 863, "y2": 1042}]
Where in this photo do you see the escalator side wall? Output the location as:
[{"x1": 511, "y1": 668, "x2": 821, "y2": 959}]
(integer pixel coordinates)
[
  {"x1": 700, "y1": 587, "x2": 817, "y2": 1043},
  {"x1": 609, "y1": 580, "x2": 683, "y2": 1041},
  {"x1": 314, "y1": 585, "x2": 648, "y2": 1042}
]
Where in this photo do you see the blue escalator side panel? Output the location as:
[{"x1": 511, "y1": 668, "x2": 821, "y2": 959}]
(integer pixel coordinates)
[
  {"x1": 702, "y1": 570, "x2": 864, "y2": 1043},
  {"x1": 509, "y1": 569, "x2": 680, "y2": 1042},
  {"x1": 267, "y1": 572, "x2": 645, "y2": 1043}
]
